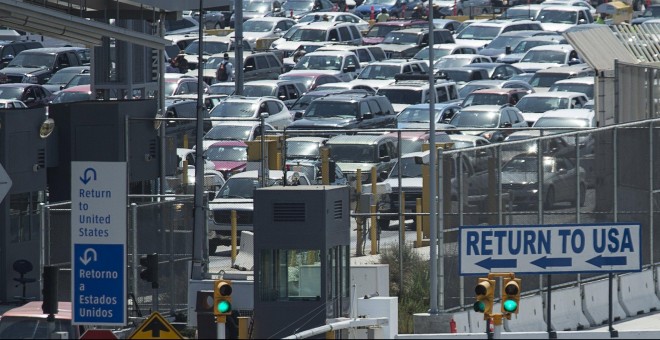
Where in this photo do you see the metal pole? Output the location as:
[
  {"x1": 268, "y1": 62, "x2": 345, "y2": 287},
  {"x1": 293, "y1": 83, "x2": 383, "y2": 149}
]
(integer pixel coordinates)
[
  {"x1": 192, "y1": 0, "x2": 206, "y2": 280},
  {"x1": 610, "y1": 127, "x2": 618, "y2": 337},
  {"x1": 235, "y1": 0, "x2": 244, "y2": 95},
  {"x1": 428, "y1": 0, "x2": 438, "y2": 315},
  {"x1": 397, "y1": 130, "x2": 403, "y2": 297},
  {"x1": 131, "y1": 203, "x2": 138, "y2": 304},
  {"x1": 159, "y1": 13, "x2": 166, "y2": 198},
  {"x1": 218, "y1": 321, "x2": 226, "y2": 339},
  {"x1": 437, "y1": 146, "x2": 444, "y2": 311},
  {"x1": 260, "y1": 115, "x2": 266, "y2": 187}
]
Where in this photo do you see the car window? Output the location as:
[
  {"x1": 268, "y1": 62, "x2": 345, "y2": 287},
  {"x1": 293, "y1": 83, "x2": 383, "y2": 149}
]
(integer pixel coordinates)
[
  {"x1": 346, "y1": 55, "x2": 359, "y2": 68},
  {"x1": 285, "y1": 84, "x2": 299, "y2": 99},
  {"x1": 411, "y1": 64, "x2": 423, "y2": 73},
  {"x1": 266, "y1": 55, "x2": 281, "y2": 68},
  {"x1": 338, "y1": 27, "x2": 351, "y2": 41},
  {"x1": 368, "y1": 47, "x2": 386, "y2": 61},
  {"x1": 356, "y1": 49, "x2": 371, "y2": 63},
  {"x1": 349, "y1": 26, "x2": 360, "y2": 40},
  {"x1": 437, "y1": 86, "x2": 448, "y2": 103},
  {"x1": 256, "y1": 56, "x2": 269, "y2": 69},
  {"x1": 367, "y1": 99, "x2": 382, "y2": 115},
  {"x1": 402, "y1": 65, "x2": 412, "y2": 74},
  {"x1": 360, "y1": 101, "x2": 371, "y2": 116},
  {"x1": 448, "y1": 85, "x2": 458, "y2": 100},
  {"x1": 329, "y1": 29, "x2": 339, "y2": 42},
  {"x1": 378, "y1": 143, "x2": 388, "y2": 158},
  {"x1": 500, "y1": 110, "x2": 511, "y2": 125},
  {"x1": 266, "y1": 100, "x2": 283, "y2": 114}
]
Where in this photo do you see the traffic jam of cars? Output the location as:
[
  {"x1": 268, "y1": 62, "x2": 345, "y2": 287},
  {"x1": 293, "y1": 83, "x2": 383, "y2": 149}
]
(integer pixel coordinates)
[{"x1": 0, "y1": 0, "x2": 612, "y2": 255}]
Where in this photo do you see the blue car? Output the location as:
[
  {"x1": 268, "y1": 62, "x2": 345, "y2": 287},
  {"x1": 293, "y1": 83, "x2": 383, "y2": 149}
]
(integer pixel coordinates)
[{"x1": 354, "y1": 0, "x2": 421, "y2": 19}]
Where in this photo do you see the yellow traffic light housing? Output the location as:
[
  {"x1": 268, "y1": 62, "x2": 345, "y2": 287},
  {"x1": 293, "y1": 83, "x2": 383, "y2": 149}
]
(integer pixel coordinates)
[
  {"x1": 501, "y1": 277, "x2": 521, "y2": 318},
  {"x1": 473, "y1": 278, "x2": 495, "y2": 318},
  {"x1": 213, "y1": 279, "x2": 233, "y2": 322}
]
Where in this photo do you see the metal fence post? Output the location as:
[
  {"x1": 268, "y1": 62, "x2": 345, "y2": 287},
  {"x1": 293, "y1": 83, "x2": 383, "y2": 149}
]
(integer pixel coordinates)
[{"x1": 131, "y1": 203, "x2": 138, "y2": 306}]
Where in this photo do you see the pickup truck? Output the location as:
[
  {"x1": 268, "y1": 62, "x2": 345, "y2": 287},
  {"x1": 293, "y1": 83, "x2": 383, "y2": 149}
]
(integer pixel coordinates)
[{"x1": 0, "y1": 47, "x2": 89, "y2": 84}]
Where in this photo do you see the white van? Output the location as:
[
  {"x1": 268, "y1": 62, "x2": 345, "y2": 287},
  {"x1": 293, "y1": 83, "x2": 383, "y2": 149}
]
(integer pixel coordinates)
[{"x1": 270, "y1": 21, "x2": 363, "y2": 56}]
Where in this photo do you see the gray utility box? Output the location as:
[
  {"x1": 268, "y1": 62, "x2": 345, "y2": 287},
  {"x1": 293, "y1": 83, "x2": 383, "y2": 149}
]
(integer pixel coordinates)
[{"x1": 253, "y1": 185, "x2": 351, "y2": 339}]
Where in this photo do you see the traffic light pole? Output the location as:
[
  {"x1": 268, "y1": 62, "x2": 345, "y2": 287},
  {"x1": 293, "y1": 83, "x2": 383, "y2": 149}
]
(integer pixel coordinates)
[{"x1": 217, "y1": 321, "x2": 226, "y2": 339}]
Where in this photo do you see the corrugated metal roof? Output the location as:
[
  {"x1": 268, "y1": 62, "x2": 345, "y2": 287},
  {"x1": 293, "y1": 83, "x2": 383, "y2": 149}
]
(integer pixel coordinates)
[
  {"x1": 564, "y1": 26, "x2": 637, "y2": 72},
  {"x1": 611, "y1": 23, "x2": 660, "y2": 63}
]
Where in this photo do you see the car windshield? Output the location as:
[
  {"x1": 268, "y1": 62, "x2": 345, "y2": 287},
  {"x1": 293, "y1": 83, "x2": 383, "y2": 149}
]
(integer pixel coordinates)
[
  {"x1": 0, "y1": 316, "x2": 78, "y2": 339},
  {"x1": 462, "y1": 93, "x2": 508, "y2": 107},
  {"x1": 382, "y1": 31, "x2": 420, "y2": 45},
  {"x1": 243, "y1": 85, "x2": 275, "y2": 97},
  {"x1": 294, "y1": 55, "x2": 342, "y2": 71},
  {"x1": 289, "y1": 94, "x2": 322, "y2": 110},
  {"x1": 217, "y1": 178, "x2": 262, "y2": 198},
  {"x1": 503, "y1": 156, "x2": 553, "y2": 172},
  {"x1": 65, "y1": 74, "x2": 90, "y2": 88},
  {"x1": 204, "y1": 125, "x2": 253, "y2": 140},
  {"x1": 287, "y1": 141, "x2": 321, "y2": 158},
  {"x1": 243, "y1": 2, "x2": 271, "y2": 12},
  {"x1": 456, "y1": 25, "x2": 500, "y2": 40},
  {"x1": 289, "y1": 28, "x2": 326, "y2": 42},
  {"x1": 533, "y1": 117, "x2": 590, "y2": 128},
  {"x1": 399, "y1": 139, "x2": 425, "y2": 154},
  {"x1": 357, "y1": 64, "x2": 400, "y2": 79},
  {"x1": 210, "y1": 102, "x2": 257, "y2": 118},
  {"x1": 50, "y1": 91, "x2": 91, "y2": 104},
  {"x1": 327, "y1": 144, "x2": 376, "y2": 163},
  {"x1": 378, "y1": 88, "x2": 423, "y2": 105},
  {"x1": 244, "y1": 20, "x2": 275, "y2": 32},
  {"x1": 283, "y1": 1, "x2": 314, "y2": 11},
  {"x1": 501, "y1": 7, "x2": 539, "y2": 19},
  {"x1": 304, "y1": 101, "x2": 357, "y2": 118},
  {"x1": 6, "y1": 53, "x2": 54, "y2": 68},
  {"x1": 184, "y1": 41, "x2": 230, "y2": 55},
  {"x1": 204, "y1": 145, "x2": 248, "y2": 161},
  {"x1": 440, "y1": 70, "x2": 480, "y2": 83},
  {"x1": 398, "y1": 107, "x2": 442, "y2": 123},
  {"x1": 642, "y1": 6, "x2": 660, "y2": 17},
  {"x1": 283, "y1": 26, "x2": 300, "y2": 40},
  {"x1": 449, "y1": 111, "x2": 499, "y2": 128},
  {"x1": 279, "y1": 75, "x2": 316, "y2": 88},
  {"x1": 520, "y1": 50, "x2": 566, "y2": 63},
  {"x1": 413, "y1": 47, "x2": 453, "y2": 60},
  {"x1": 516, "y1": 97, "x2": 569, "y2": 112},
  {"x1": 512, "y1": 40, "x2": 558, "y2": 54},
  {"x1": 47, "y1": 70, "x2": 82, "y2": 84},
  {"x1": 209, "y1": 84, "x2": 236, "y2": 95},
  {"x1": 366, "y1": 25, "x2": 400, "y2": 38},
  {"x1": 549, "y1": 83, "x2": 593, "y2": 98},
  {"x1": 528, "y1": 73, "x2": 571, "y2": 87},
  {"x1": 0, "y1": 87, "x2": 24, "y2": 99},
  {"x1": 537, "y1": 10, "x2": 578, "y2": 24},
  {"x1": 458, "y1": 84, "x2": 492, "y2": 98},
  {"x1": 389, "y1": 157, "x2": 423, "y2": 178},
  {"x1": 434, "y1": 57, "x2": 473, "y2": 69}
]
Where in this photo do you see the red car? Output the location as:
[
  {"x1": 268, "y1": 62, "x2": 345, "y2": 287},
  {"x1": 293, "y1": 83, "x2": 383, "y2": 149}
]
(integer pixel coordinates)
[
  {"x1": 203, "y1": 140, "x2": 248, "y2": 179},
  {"x1": 49, "y1": 84, "x2": 93, "y2": 104},
  {"x1": 278, "y1": 72, "x2": 343, "y2": 91},
  {"x1": 362, "y1": 20, "x2": 428, "y2": 45}
]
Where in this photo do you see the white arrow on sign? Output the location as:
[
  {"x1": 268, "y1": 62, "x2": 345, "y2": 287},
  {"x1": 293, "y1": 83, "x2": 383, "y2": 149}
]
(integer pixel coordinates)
[
  {"x1": 80, "y1": 248, "x2": 98, "y2": 265},
  {"x1": 0, "y1": 163, "x2": 12, "y2": 204}
]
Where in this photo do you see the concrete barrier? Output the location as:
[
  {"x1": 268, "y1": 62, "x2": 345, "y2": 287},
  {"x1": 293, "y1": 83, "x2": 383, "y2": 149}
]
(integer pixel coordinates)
[
  {"x1": 545, "y1": 286, "x2": 590, "y2": 331},
  {"x1": 582, "y1": 277, "x2": 627, "y2": 325},
  {"x1": 504, "y1": 295, "x2": 546, "y2": 332},
  {"x1": 618, "y1": 270, "x2": 660, "y2": 316},
  {"x1": 452, "y1": 310, "x2": 471, "y2": 333},
  {"x1": 468, "y1": 309, "x2": 489, "y2": 334}
]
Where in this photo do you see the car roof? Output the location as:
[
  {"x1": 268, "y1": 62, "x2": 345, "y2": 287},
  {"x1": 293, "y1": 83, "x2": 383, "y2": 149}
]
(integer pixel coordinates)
[
  {"x1": 224, "y1": 96, "x2": 273, "y2": 103},
  {"x1": 298, "y1": 21, "x2": 357, "y2": 29},
  {"x1": 244, "y1": 79, "x2": 304, "y2": 86},
  {"x1": 53, "y1": 66, "x2": 90, "y2": 73},
  {"x1": 371, "y1": 19, "x2": 427, "y2": 27},
  {"x1": 441, "y1": 54, "x2": 487, "y2": 59},
  {"x1": 245, "y1": 17, "x2": 297, "y2": 22},
  {"x1": 470, "y1": 19, "x2": 537, "y2": 27},
  {"x1": 522, "y1": 91, "x2": 586, "y2": 98},
  {"x1": 327, "y1": 134, "x2": 395, "y2": 145},
  {"x1": 470, "y1": 88, "x2": 525, "y2": 95},
  {"x1": 540, "y1": 5, "x2": 588, "y2": 11},
  {"x1": 2, "y1": 301, "x2": 72, "y2": 320},
  {"x1": 60, "y1": 84, "x2": 91, "y2": 92},
  {"x1": 459, "y1": 104, "x2": 510, "y2": 112},
  {"x1": 498, "y1": 30, "x2": 555, "y2": 37},
  {"x1": 527, "y1": 44, "x2": 574, "y2": 52},
  {"x1": 552, "y1": 76, "x2": 594, "y2": 85},
  {"x1": 304, "y1": 50, "x2": 356, "y2": 57},
  {"x1": 211, "y1": 121, "x2": 262, "y2": 127},
  {"x1": 402, "y1": 103, "x2": 460, "y2": 110},
  {"x1": 19, "y1": 47, "x2": 86, "y2": 54},
  {"x1": 520, "y1": 35, "x2": 567, "y2": 42},
  {"x1": 534, "y1": 64, "x2": 593, "y2": 74},
  {"x1": 536, "y1": 108, "x2": 594, "y2": 120}
]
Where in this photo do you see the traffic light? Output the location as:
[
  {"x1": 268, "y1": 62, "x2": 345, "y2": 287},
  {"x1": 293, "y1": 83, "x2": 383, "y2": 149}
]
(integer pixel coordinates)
[
  {"x1": 473, "y1": 277, "x2": 495, "y2": 318},
  {"x1": 213, "y1": 279, "x2": 233, "y2": 321},
  {"x1": 501, "y1": 277, "x2": 521, "y2": 317},
  {"x1": 42, "y1": 265, "x2": 59, "y2": 315},
  {"x1": 139, "y1": 253, "x2": 159, "y2": 289}
]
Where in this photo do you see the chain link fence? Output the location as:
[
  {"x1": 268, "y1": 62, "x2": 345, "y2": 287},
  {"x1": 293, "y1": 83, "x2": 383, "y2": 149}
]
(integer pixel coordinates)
[{"x1": 41, "y1": 119, "x2": 660, "y2": 316}]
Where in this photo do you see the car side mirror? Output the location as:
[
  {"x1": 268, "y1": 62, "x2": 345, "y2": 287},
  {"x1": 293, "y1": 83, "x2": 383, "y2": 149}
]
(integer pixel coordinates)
[
  {"x1": 344, "y1": 65, "x2": 356, "y2": 73},
  {"x1": 568, "y1": 58, "x2": 580, "y2": 65},
  {"x1": 500, "y1": 122, "x2": 512, "y2": 128},
  {"x1": 505, "y1": 46, "x2": 511, "y2": 55},
  {"x1": 578, "y1": 18, "x2": 586, "y2": 24},
  {"x1": 244, "y1": 64, "x2": 255, "y2": 72},
  {"x1": 558, "y1": 168, "x2": 567, "y2": 174},
  {"x1": 275, "y1": 28, "x2": 282, "y2": 34},
  {"x1": 294, "y1": 111, "x2": 304, "y2": 120},
  {"x1": 380, "y1": 155, "x2": 391, "y2": 163},
  {"x1": 379, "y1": 170, "x2": 389, "y2": 181},
  {"x1": 1, "y1": 54, "x2": 13, "y2": 62},
  {"x1": 362, "y1": 112, "x2": 373, "y2": 120}
]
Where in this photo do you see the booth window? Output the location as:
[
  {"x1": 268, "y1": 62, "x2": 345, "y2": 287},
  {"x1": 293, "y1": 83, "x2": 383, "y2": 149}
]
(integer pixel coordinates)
[
  {"x1": 9, "y1": 192, "x2": 42, "y2": 243},
  {"x1": 259, "y1": 249, "x2": 321, "y2": 301}
]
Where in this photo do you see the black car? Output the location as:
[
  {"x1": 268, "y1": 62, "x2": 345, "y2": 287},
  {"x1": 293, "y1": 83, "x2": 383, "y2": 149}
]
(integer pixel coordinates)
[
  {"x1": 437, "y1": 67, "x2": 490, "y2": 84},
  {"x1": 0, "y1": 47, "x2": 89, "y2": 84},
  {"x1": 0, "y1": 83, "x2": 51, "y2": 108},
  {"x1": 0, "y1": 40, "x2": 43, "y2": 69},
  {"x1": 287, "y1": 93, "x2": 397, "y2": 132}
]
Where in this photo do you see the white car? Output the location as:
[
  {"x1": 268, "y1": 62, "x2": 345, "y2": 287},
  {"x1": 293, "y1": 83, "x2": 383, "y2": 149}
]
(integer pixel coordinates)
[
  {"x1": 535, "y1": 5, "x2": 594, "y2": 33},
  {"x1": 514, "y1": 91, "x2": 589, "y2": 126},
  {"x1": 512, "y1": 44, "x2": 580, "y2": 73},
  {"x1": 0, "y1": 99, "x2": 27, "y2": 108},
  {"x1": 297, "y1": 12, "x2": 370, "y2": 31},
  {"x1": 227, "y1": 17, "x2": 297, "y2": 50},
  {"x1": 207, "y1": 170, "x2": 311, "y2": 254},
  {"x1": 209, "y1": 96, "x2": 292, "y2": 130},
  {"x1": 284, "y1": 50, "x2": 361, "y2": 82},
  {"x1": 412, "y1": 43, "x2": 480, "y2": 66},
  {"x1": 433, "y1": 54, "x2": 492, "y2": 71}
]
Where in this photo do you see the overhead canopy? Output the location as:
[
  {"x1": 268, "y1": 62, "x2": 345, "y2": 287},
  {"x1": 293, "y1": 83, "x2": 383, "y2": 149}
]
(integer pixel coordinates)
[
  {"x1": 563, "y1": 26, "x2": 637, "y2": 71},
  {"x1": 0, "y1": 0, "x2": 170, "y2": 48}
]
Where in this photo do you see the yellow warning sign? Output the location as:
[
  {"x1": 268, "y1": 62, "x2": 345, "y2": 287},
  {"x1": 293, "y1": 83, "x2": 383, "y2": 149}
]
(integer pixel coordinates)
[{"x1": 128, "y1": 312, "x2": 184, "y2": 339}]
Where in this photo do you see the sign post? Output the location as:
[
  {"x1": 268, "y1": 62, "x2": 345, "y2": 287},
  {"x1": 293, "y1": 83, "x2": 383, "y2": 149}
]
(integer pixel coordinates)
[
  {"x1": 459, "y1": 223, "x2": 642, "y2": 275},
  {"x1": 71, "y1": 161, "x2": 127, "y2": 326}
]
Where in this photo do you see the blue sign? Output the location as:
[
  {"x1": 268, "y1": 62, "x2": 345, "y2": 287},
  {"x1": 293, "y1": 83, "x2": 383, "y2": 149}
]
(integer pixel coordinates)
[
  {"x1": 73, "y1": 244, "x2": 125, "y2": 324},
  {"x1": 71, "y1": 162, "x2": 127, "y2": 326},
  {"x1": 459, "y1": 223, "x2": 642, "y2": 275}
]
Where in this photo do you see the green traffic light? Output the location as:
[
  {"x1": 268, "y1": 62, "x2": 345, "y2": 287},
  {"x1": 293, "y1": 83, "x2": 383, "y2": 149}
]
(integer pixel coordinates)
[
  {"x1": 503, "y1": 299, "x2": 518, "y2": 313},
  {"x1": 218, "y1": 300, "x2": 231, "y2": 313},
  {"x1": 473, "y1": 301, "x2": 485, "y2": 313}
]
